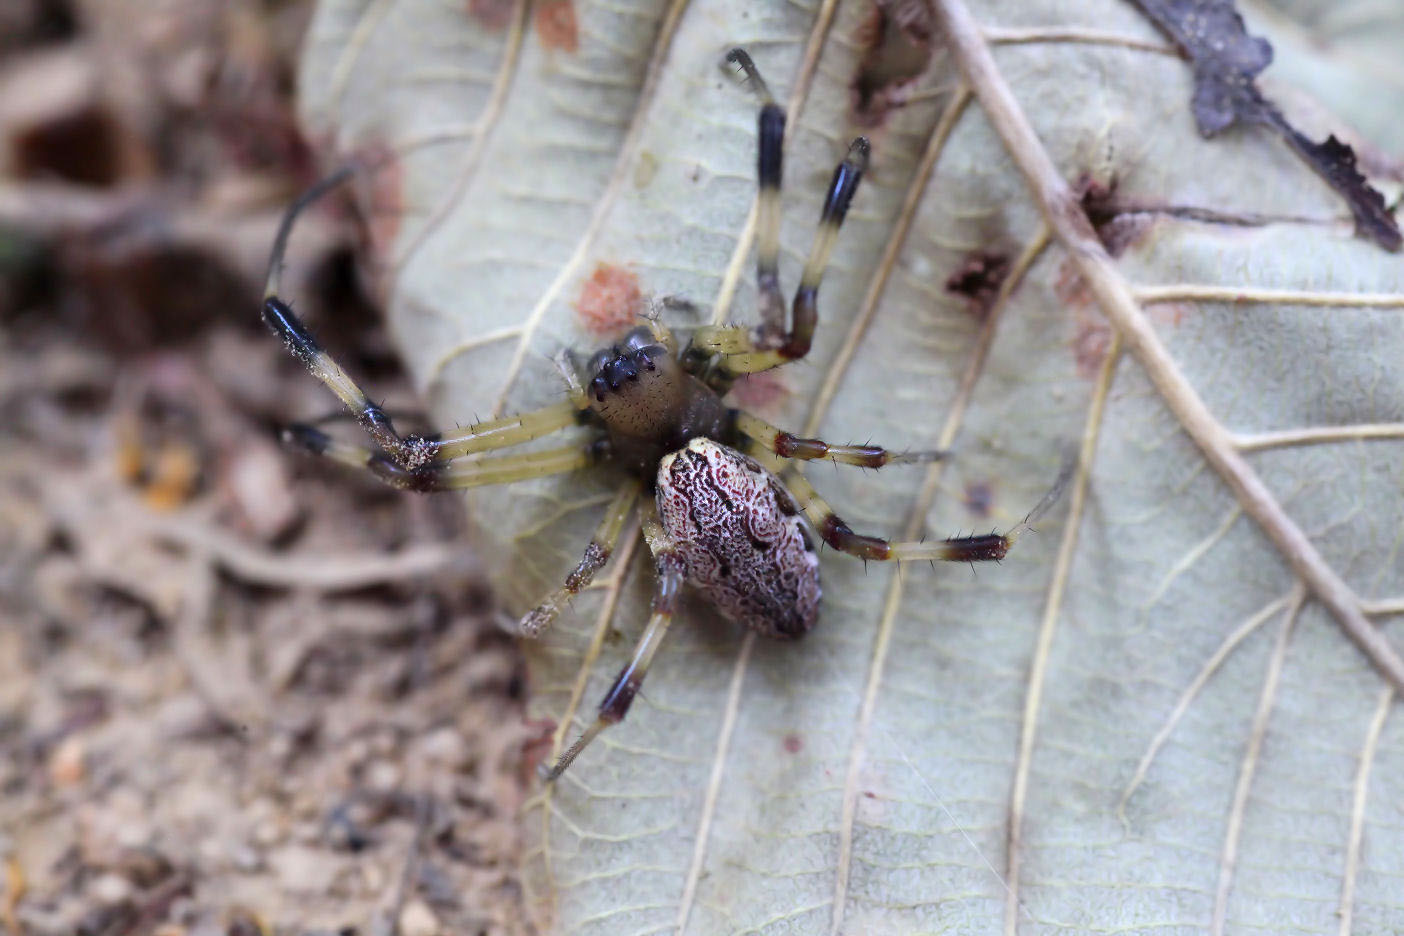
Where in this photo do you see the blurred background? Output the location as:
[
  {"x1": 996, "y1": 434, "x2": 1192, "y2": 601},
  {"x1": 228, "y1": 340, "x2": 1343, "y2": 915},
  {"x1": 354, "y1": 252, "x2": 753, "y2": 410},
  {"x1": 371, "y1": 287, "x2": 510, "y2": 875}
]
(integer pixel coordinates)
[{"x1": 0, "y1": 2, "x2": 531, "y2": 933}]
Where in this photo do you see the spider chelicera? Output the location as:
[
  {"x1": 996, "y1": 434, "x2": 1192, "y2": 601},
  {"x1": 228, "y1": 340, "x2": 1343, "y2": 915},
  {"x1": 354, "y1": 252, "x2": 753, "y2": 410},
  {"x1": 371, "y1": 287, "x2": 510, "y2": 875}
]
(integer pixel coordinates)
[{"x1": 261, "y1": 49, "x2": 1063, "y2": 782}]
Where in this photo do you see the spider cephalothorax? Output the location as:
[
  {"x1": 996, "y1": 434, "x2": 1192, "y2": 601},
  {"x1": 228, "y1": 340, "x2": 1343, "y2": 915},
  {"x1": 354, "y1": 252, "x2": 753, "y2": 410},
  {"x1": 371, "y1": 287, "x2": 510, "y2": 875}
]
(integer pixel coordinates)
[
  {"x1": 580, "y1": 325, "x2": 727, "y2": 475},
  {"x1": 262, "y1": 49, "x2": 1062, "y2": 782}
]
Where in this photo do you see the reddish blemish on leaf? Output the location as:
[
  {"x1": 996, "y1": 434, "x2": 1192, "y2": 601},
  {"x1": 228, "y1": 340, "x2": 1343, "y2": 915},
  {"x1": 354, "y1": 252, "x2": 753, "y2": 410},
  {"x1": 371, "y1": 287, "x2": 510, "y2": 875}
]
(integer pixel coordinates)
[
  {"x1": 783, "y1": 734, "x2": 803, "y2": 754},
  {"x1": 468, "y1": 0, "x2": 515, "y2": 31},
  {"x1": 1054, "y1": 258, "x2": 1092, "y2": 310},
  {"x1": 1149, "y1": 303, "x2": 1189, "y2": 329},
  {"x1": 728, "y1": 369, "x2": 790, "y2": 416},
  {"x1": 520, "y1": 717, "x2": 557, "y2": 785},
  {"x1": 1072, "y1": 305, "x2": 1113, "y2": 379},
  {"x1": 575, "y1": 263, "x2": 644, "y2": 336},
  {"x1": 348, "y1": 142, "x2": 404, "y2": 279},
  {"x1": 945, "y1": 251, "x2": 1010, "y2": 318},
  {"x1": 1078, "y1": 176, "x2": 1155, "y2": 258},
  {"x1": 963, "y1": 480, "x2": 994, "y2": 518},
  {"x1": 851, "y1": 0, "x2": 935, "y2": 128},
  {"x1": 534, "y1": 0, "x2": 578, "y2": 53}
]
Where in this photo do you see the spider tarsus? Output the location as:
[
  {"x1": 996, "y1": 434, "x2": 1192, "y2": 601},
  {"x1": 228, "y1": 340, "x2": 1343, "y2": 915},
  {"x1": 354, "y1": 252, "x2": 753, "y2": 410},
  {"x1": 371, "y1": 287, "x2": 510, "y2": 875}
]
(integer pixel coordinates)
[
  {"x1": 846, "y1": 136, "x2": 872, "y2": 169},
  {"x1": 725, "y1": 48, "x2": 774, "y2": 104}
]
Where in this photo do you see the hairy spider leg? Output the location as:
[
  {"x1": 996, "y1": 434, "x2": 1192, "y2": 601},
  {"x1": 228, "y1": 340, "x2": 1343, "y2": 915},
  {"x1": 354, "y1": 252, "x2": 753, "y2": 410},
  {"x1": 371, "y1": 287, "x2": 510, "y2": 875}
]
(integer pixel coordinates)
[
  {"x1": 730, "y1": 410, "x2": 946, "y2": 469},
  {"x1": 542, "y1": 505, "x2": 685, "y2": 782},
  {"x1": 284, "y1": 422, "x2": 608, "y2": 493},
  {"x1": 741, "y1": 444, "x2": 1024, "y2": 563},
  {"x1": 519, "y1": 479, "x2": 643, "y2": 638},
  {"x1": 262, "y1": 170, "x2": 589, "y2": 471},
  {"x1": 691, "y1": 135, "x2": 870, "y2": 374},
  {"x1": 283, "y1": 400, "x2": 586, "y2": 462}
]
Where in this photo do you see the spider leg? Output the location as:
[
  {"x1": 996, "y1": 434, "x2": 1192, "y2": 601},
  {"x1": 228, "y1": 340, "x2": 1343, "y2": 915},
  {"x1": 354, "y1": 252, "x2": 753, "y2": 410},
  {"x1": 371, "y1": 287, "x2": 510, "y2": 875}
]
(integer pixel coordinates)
[
  {"x1": 262, "y1": 170, "x2": 590, "y2": 470},
  {"x1": 725, "y1": 49, "x2": 787, "y2": 341},
  {"x1": 519, "y1": 479, "x2": 643, "y2": 638},
  {"x1": 690, "y1": 134, "x2": 869, "y2": 375},
  {"x1": 284, "y1": 400, "x2": 587, "y2": 466},
  {"x1": 745, "y1": 444, "x2": 1062, "y2": 564},
  {"x1": 285, "y1": 424, "x2": 608, "y2": 492},
  {"x1": 782, "y1": 467, "x2": 1012, "y2": 562},
  {"x1": 729, "y1": 410, "x2": 945, "y2": 469},
  {"x1": 541, "y1": 503, "x2": 685, "y2": 782}
]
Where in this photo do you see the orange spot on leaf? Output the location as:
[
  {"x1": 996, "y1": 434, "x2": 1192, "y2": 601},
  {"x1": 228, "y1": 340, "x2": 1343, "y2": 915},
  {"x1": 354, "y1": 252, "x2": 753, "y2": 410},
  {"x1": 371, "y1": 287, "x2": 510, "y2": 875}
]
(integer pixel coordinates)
[
  {"x1": 576, "y1": 263, "x2": 644, "y2": 336},
  {"x1": 535, "y1": 0, "x2": 578, "y2": 53}
]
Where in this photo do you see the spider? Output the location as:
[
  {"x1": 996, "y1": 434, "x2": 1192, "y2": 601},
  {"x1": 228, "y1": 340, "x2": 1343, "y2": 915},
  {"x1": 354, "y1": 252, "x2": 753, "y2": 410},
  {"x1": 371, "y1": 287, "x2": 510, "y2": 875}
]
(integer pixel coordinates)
[{"x1": 261, "y1": 49, "x2": 1063, "y2": 782}]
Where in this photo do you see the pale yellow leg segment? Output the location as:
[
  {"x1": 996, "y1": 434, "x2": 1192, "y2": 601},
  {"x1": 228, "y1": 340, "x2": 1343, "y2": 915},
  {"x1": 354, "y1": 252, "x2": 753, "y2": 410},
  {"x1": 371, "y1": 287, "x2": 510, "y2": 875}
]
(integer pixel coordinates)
[
  {"x1": 688, "y1": 324, "x2": 757, "y2": 356},
  {"x1": 542, "y1": 504, "x2": 685, "y2": 783},
  {"x1": 431, "y1": 445, "x2": 599, "y2": 489},
  {"x1": 284, "y1": 424, "x2": 603, "y2": 492},
  {"x1": 519, "y1": 479, "x2": 643, "y2": 638},
  {"x1": 432, "y1": 401, "x2": 584, "y2": 460}
]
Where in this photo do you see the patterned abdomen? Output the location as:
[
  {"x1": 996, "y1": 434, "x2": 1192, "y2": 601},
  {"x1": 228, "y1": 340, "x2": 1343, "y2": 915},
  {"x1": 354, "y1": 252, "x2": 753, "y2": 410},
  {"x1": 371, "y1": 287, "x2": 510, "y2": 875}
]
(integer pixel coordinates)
[{"x1": 655, "y1": 438, "x2": 820, "y2": 638}]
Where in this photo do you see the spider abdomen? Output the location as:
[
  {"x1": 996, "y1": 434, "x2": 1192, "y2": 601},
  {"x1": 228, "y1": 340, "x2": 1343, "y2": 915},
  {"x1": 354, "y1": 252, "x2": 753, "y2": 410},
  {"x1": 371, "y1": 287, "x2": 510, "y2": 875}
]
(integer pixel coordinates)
[{"x1": 655, "y1": 438, "x2": 820, "y2": 639}]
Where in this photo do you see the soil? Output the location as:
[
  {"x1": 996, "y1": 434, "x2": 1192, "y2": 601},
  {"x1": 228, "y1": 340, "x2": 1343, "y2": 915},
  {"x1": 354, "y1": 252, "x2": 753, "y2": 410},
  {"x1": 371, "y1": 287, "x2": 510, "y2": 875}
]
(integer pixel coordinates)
[{"x1": 0, "y1": 3, "x2": 530, "y2": 934}]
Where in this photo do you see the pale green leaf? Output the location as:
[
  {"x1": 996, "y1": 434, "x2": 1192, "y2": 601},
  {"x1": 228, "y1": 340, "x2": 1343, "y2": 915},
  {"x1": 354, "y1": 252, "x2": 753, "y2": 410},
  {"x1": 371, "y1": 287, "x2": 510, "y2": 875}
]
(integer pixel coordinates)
[{"x1": 298, "y1": 0, "x2": 1404, "y2": 932}]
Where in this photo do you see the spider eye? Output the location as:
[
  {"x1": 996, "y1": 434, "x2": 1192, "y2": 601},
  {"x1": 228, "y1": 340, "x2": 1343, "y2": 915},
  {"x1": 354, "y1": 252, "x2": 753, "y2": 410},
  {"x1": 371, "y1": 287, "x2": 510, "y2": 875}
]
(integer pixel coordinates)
[
  {"x1": 586, "y1": 348, "x2": 612, "y2": 376},
  {"x1": 621, "y1": 325, "x2": 656, "y2": 353}
]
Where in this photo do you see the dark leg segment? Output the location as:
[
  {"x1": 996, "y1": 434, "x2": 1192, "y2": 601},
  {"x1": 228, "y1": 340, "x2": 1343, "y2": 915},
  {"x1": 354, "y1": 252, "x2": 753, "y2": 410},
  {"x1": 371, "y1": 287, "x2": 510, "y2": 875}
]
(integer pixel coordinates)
[
  {"x1": 541, "y1": 507, "x2": 685, "y2": 783},
  {"x1": 519, "y1": 479, "x2": 642, "y2": 638},
  {"x1": 731, "y1": 410, "x2": 945, "y2": 469}
]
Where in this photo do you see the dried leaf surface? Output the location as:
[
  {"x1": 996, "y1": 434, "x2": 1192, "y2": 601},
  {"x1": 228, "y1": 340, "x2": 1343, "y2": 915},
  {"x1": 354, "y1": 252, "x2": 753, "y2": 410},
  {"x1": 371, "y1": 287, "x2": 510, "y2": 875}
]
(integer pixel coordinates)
[{"x1": 300, "y1": 0, "x2": 1404, "y2": 932}]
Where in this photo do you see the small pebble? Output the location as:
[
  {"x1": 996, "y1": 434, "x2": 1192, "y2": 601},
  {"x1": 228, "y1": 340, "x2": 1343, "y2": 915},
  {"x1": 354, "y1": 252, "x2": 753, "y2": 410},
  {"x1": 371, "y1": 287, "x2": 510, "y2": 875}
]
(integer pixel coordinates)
[
  {"x1": 230, "y1": 842, "x2": 263, "y2": 873},
  {"x1": 48, "y1": 735, "x2": 86, "y2": 787},
  {"x1": 419, "y1": 727, "x2": 466, "y2": 768},
  {"x1": 364, "y1": 759, "x2": 401, "y2": 793},
  {"x1": 268, "y1": 845, "x2": 337, "y2": 892},
  {"x1": 398, "y1": 899, "x2": 439, "y2": 936},
  {"x1": 227, "y1": 445, "x2": 299, "y2": 541},
  {"x1": 91, "y1": 871, "x2": 134, "y2": 904}
]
